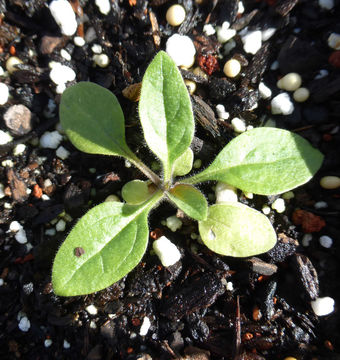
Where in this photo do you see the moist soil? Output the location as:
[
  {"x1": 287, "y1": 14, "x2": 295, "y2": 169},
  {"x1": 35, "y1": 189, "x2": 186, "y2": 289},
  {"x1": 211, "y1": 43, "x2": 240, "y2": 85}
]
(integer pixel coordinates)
[{"x1": 0, "y1": 0, "x2": 340, "y2": 359}]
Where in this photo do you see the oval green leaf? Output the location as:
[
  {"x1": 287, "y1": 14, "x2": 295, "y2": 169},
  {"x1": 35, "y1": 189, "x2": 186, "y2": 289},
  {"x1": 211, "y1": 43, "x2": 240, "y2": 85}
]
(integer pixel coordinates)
[
  {"x1": 52, "y1": 191, "x2": 162, "y2": 296},
  {"x1": 185, "y1": 128, "x2": 324, "y2": 195},
  {"x1": 167, "y1": 184, "x2": 208, "y2": 221},
  {"x1": 139, "y1": 51, "x2": 195, "y2": 182},
  {"x1": 60, "y1": 82, "x2": 133, "y2": 158},
  {"x1": 122, "y1": 180, "x2": 156, "y2": 205},
  {"x1": 199, "y1": 202, "x2": 276, "y2": 257},
  {"x1": 173, "y1": 148, "x2": 194, "y2": 177}
]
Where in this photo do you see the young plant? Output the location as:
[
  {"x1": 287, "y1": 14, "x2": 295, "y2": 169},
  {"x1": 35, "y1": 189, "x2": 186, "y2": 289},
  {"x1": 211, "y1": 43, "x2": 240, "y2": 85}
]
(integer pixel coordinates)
[{"x1": 52, "y1": 51, "x2": 323, "y2": 296}]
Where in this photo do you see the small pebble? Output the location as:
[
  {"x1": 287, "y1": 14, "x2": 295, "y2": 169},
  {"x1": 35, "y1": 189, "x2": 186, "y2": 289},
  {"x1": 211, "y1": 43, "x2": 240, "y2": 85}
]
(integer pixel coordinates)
[
  {"x1": 89, "y1": 320, "x2": 97, "y2": 329},
  {"x1": 271, "y1": 93, "x2": 294, "y2": 115},
  {"x1": 0, "y1": 66, "x2": 4, "y2": 76},
  {"x1": 314, "y1": 201, "x2": 328, "y2": 209},
  {"x1": 217, "y1": 22, "x2": 236, "y2": 44},
  {"x1": 315, "y1": 69, "x2": 328, "y2": 79},
  {"x1": 319, "y1": 235, "x2": 333, "y2": 248},
  {"x1": 261, "y1": 28, "x2": 276, "y2": 41},
  {"x1": 44, "y1": 339, "x2": 53, "y2": 348},
  {"x1": 6, "y1": 56, "x2": 23, "y2": 74},
  {"x1": 216, "y1": 104, "x2": 229, "y2": 120},
  {"x1": 153, "y1": 236, "x2": 181, "y2": 266},
  {"x1": 238, "y1": 1, "x2": 245, "y2": 13},
  {"x1": 45, "y1": 228, "x2": 56, "y2": 236},
  {"x1": 243, "y1": 191, "x2": 253, "y2": 199},
  {"x1": 184, "y1": 79, "x2": 196, "y2": 94},
  {"x1": 215, "y1": 182, "x2": 238, "y2": 203},
  {"x1": 277, "y1": 73, "x2": 302, "y2": 91},
  {"x1": 93, "y1": 54, "x2": 110, "y2": 68},
  {"x1": 262, "y1": 205, "x2": 271, "y2": 215},
  {"x1": 18, "y1": 316, "x2": 30, "y2": 332},
  {"x1": 0, "y1": 278, "x2": 4, "y2": 286},
  {"x1": 242, "y1": 30, "x2": 262, "y2": 55},
  {"x1": 302, "y1": 233, "x2": 313, "y2": 247},
  {"x1": 318, "y1": 0, "x2": 334, "y2": 10},
  {"x1": 91, "y1": 44, "x2": 102, "y2": 54},
  {"x1": 60, "y1": 49, "x2": 71, "y2": 61},
  {"x1": 85, "y1": 27, "x2": 97, "y2": 43},
  {"x1": 293, "y1": 87, "x2": 310, "y2": 102},
  {"x1": 166, "y1": 215, "x2": 182, "y2": 232},
  {"x1": 86, "y1": 304, "x2": 98, "y2": 315},
  {"x1": 4, "y1": 104, "x2": 32, "y2": 136},
  {"x1": 328, "y1": 33, "x2": 340, "y2": 50},
  {"x1": 49, "y1": 63, "x2": 76, "y2": 85},
  {"x1": 63, "y1": 340, "x2": 71, "y2": 349},
  {"x1": 0, "y1": 183, "x2": 5, "y2": 199},
  {"x1": 311, "y1": 296, "x2": 335, "y2": 316},
  {"x1": 231, "y1": 117, "x2": 246, "y2": 133},
  {"x1": 258, "y1": 82, "x2": 272, "y2": 99},
  {"x1": 49, "y1": 0, "x2": 77, "y2": 36},
  {"x1": 271, "y1": 198, "x2": 285, "y2": 213},
  {"x1": 13, "y1": 144, "x2": 26, "y2": 156},
  {"x1": 40, "y1": 131, "x2": 63, "y2": 149},
  {"x1": 270, "y1": 60, "x2": 279, "y2": 70},
  {"x1": 139, "y1": 316, "x2": 151, "y2": 336},
  {"x1": 23, "y1": 282, "x2": 34, "y2": 295},
  {"x1": 0, "y1": 83, "x2": 9, "y2": 105},
  {"x1": 56, "y1": 219, "x2": 66, "y2": 232},
  {"x1": 95, "y1": 0, "x2": 111, "y2": 15},
  {"x1": 320, "y1": 176, "x2": 340, "y2": 189},
  {"x1": 223, "y1": 59, "x2": 241, "y2": 78},
  {"x1": 203, "y1": 24, "x2": 215, "y2": 36},
  {"x1": 56, "y1": 146, "x2": 70, "y2": 160},
  {"x1": 166, "y1": 4, "x2": 186, "y2": 26},
  {"x1": 0, "y1": 130, "x2": 13, "y2": 145},
  {"x1": 74, "y1": 36, "x2": 85, "y2": 47},
  {"x1": 166, "y1": 34, "x2": 196, "y2": 68}
]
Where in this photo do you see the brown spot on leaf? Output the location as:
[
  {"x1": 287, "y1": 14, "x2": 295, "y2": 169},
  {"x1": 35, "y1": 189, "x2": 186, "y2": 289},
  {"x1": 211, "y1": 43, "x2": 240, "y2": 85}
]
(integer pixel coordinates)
[{"x1": 74, "y1": 247, "x2": 85, "y2": 257}]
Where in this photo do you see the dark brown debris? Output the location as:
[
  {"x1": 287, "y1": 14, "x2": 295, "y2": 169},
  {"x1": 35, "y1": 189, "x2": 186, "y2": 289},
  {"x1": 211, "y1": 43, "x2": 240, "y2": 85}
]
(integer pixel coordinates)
[
  {"x1": 6, "y1": 168, "x2": 28, "y2": 203},
  {"x1": 292, "y1": 253, "x2": 319, "y2": 301},
  {"x1": 247, "y1": 257, "x2": 278, "y2": 276}
]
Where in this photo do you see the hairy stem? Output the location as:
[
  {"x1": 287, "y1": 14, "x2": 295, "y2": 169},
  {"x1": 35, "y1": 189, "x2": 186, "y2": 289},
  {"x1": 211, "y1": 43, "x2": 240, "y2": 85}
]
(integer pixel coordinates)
[{"x1": 128, "y1": 153, "x2": 162, "y2": 187}]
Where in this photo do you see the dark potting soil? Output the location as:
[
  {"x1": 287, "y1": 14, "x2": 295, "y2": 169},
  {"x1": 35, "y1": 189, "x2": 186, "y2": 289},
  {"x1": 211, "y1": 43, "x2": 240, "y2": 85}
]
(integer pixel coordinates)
[{"x1": 0, "y1": 0, "x2": 340, "y2": 359}]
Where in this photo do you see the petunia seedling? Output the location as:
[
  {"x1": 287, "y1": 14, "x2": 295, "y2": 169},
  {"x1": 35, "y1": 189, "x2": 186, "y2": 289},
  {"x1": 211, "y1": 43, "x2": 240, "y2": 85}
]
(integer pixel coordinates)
[{"x1": 52, "y1": 51, "x2": 323, "y2": 296}]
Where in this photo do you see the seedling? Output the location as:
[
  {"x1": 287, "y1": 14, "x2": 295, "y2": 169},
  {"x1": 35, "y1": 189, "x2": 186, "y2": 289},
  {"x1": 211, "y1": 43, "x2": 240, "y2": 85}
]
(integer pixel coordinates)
[{"x1": 52, "y1": 51, "x2": 323, "y2": 296}]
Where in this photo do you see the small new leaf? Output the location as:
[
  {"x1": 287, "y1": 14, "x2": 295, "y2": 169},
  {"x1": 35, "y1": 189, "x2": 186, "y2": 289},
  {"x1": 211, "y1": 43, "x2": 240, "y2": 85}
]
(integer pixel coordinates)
[
  {"x1": 139, "y1": 51, "x2": 195, "y2": 182},
  {"x1": 186, "y1": 128, "x2": 323, "y2": 195},
  {"x1": 60, "y1": 82, "x2": 134, "y2": 158},
  {"x1": 173, "y1": 148, "x2": 194, "y2": 177},
  {"x1": 52, "y1": 192, "x2": 162, "y2": 296},
  {"x1": 167, "y1": 184, "x2": 208, "y2": 221},
  {"x1": 122, "y1": 180, "x2": 156, "y2": 205},
  {"x1": 199, "y1": 202, "x2": 277, "y2": 257}
]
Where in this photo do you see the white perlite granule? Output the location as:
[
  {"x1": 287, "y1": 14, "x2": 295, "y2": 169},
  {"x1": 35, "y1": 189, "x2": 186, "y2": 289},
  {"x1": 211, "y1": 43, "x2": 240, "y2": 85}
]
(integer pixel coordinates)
[
  {"x1": 0, "y1": 82, "x2": 9, "y2": 105},
  {"x1": 166, "y1": 34, "x2": 196, "y2": 68},
  {"x1": 271, "y1": 93, "x2": 294, "y2": 115},
  {"x1": 153, "y1": 236, "x2": 181, "y2": 267},
  {"x1": 139, "y1": 316, "x2": 151, "y2": 336},
  {"x1": 40, "y1": 131, "x2": 63, "y2": 149},
  {"x1": 311, "y1": 296, "x2": 335, "y2": 316},
  {"x1": 49, "y1": 0, "x2": 77, "y2": 36}
]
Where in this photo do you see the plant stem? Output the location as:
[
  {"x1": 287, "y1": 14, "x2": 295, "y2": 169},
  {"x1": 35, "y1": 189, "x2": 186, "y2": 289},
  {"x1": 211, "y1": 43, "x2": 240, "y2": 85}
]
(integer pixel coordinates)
[{"x1": 128, "y1": 153, "x2": 162, "y2": 187}]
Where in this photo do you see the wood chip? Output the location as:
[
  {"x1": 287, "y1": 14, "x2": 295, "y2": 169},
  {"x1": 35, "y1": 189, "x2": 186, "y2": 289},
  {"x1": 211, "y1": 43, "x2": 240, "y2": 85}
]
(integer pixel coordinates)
[{"x1": 6, "y1": 168, "x2": 28, "y2": 203}]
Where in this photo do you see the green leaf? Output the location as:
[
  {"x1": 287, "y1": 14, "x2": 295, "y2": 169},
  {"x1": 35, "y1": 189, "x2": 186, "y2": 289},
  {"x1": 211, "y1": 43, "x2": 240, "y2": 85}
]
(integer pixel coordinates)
[
  {"x1": 121, "y1": 180, "x2": 156, "y2": 205},
  {"x1": 173, "y1": 148, "x2": 194, "y2": 177},
  {"x1": 185, "y1": 128, "x2": 324, "y2": 195},
  {"x1": 52, "y1": 191, "x2": 162, "y2": 296},
  {"x1": 139, "y1": 51, "x2": 194, "y2": 182},
  {"x1": 167, "y1": 184, "x2": 208, "y2": 221},
  {"x1": 199, "y1": 203, "x2": 276, "y2": 257},
  {"x1": 60, "y1": 82, "x2": 134, "y2": 158}
]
